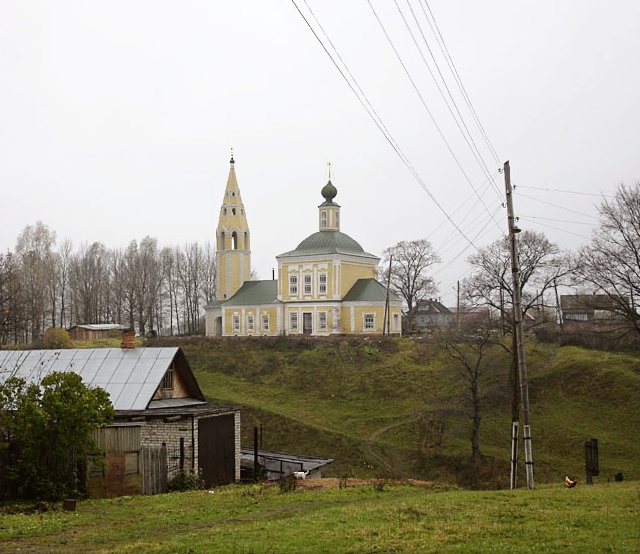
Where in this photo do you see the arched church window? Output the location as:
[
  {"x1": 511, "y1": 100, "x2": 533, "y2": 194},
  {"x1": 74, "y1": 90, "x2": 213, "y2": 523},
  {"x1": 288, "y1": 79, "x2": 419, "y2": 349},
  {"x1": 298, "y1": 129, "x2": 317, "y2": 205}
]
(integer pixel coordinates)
[
  {"x1": 321, "y1": 211, "x2": 327, "y2": 228},
  {"x1": 232, "y1": 208, "x2": 236, "y2": 215},
  {"x1": 232, "y1": 232, "x2": 238, "y2": 250},
  {"x1": 335, "y1": 211, "x2": 339, "y2": 227},
  {"x1": 244, "y1": 232, "x2": 249, "y2": 250},
  {"x1": 223, "y1": 208, "x2": 227, "y2": 215}
]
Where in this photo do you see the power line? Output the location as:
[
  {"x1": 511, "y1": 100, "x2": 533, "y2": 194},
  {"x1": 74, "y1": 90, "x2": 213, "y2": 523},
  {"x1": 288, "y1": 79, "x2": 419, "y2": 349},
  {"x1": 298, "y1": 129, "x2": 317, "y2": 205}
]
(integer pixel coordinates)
[
  {"x1": 396, "y1": 0, "x2": 503, "y2": 204},
  {"x1": 421, "y1": 0, "x2": 502, "y2": 167},
  {"x1": 516, "y1": 192, "x2": 599, "y2": 220},
  {"x1": 366, "y1": 0, "x2": 503, "y2": 231},
  {"x1": 515, "y1": 185, "x2": 613, "y2": 198},
  {"x1": 292, "y1": 0, "x2": 484, "y2": 251}
]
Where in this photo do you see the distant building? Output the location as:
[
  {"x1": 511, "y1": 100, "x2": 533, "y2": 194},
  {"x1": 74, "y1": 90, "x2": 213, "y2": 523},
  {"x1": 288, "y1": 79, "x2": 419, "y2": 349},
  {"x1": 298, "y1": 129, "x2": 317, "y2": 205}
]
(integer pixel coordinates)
[
  {"x1": 412, "y1": 300, "x2": 455, "y2": 330},
  {"x1": 561, "y1": 294, "x2": 623, "y2": 323},
  {"x1": 205, "y1": 155, "x2": 403, "y2": 337},
  {"x1": 67, "y1": 323, "x2": 128, "y2": 341}
]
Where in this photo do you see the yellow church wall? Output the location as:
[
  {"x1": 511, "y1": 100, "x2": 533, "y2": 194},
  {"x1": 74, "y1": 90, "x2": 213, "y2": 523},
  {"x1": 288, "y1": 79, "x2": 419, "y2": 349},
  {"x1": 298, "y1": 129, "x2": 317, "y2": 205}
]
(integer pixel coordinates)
[
  {"x1": 341, "y1": 304, "x2": 403, "y2": 335},
  {"x1": 222, "y1": 305, "x2": 280, "y2": 336},
  {"x1": 279, "y1": 258, "x2": 378, "y2": 302}
]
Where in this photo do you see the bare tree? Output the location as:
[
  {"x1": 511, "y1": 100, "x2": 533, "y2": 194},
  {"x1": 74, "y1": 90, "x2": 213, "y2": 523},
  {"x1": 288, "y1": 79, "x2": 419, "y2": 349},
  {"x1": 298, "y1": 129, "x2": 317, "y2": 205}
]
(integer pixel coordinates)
[
  {"x1": 0, "y1": 252, "x2": 22, "y2": 344},
  {"x1": 15, "y1": 222, "x2": 57, "y2": 342},
  {"x1": 575, "y1": 180, "x2": 640, "y2": 336},
  {"x1": 380, "y1": 239, "x2": 440, "y2": 330},
  {"x1": 445, "y1": 323, "x2": 506, "y2": 461},
  {"x1": 464, "y1": 231, "x2": 572, "y2": 329}
]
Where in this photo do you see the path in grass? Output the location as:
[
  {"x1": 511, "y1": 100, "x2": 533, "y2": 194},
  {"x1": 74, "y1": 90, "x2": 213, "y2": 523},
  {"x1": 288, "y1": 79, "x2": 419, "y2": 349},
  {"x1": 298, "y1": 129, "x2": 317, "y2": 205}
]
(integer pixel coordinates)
[{"x1": 366, "y1": 410, "x2": 423, "y2": 476}]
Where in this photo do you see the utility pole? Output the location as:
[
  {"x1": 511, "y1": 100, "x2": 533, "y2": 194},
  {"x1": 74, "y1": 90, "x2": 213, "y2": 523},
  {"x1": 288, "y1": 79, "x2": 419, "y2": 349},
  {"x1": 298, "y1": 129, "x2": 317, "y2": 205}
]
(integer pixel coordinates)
[{"x1": 504, "y1": 160, "x2": 534, "y2": 490}]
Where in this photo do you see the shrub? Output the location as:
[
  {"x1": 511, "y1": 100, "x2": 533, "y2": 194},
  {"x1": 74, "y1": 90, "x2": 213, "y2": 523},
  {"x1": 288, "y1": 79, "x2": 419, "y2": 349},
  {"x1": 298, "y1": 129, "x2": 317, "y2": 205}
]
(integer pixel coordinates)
[
  {"x1": 42, "y1": 327, "x2": 72, "y2": 349},
  {"x1": 167, "y1": 470, "x2": 204, "y2": 492}
]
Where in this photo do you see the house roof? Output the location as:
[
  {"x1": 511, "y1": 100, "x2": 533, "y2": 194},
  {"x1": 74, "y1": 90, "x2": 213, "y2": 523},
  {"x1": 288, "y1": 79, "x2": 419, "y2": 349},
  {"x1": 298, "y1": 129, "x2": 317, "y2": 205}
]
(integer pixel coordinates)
[
  {"x1": 240, "y1": 448, "x2": 334, "y2": 474},
  {"x1": 277, "y1": 230, "x2": 379, "y2": 260},
  {"x1": 67, "y1": 324, "x2": 128, "y2": 331},
  {"x1": 223, "y1": 280, "x2": 280, "y2": 306},
  {"x1": 415, "y1": 300, "x2": 452, "y2": 315},
  {"x1": 342, "y1": 278, "x2": 400, "y2": 303},
  {"x1": 560, "y1": 294, "x2": 622, "y2": 311},
  {"x1": 0, "y1": 347, "x2": 204, "y2": 412}
]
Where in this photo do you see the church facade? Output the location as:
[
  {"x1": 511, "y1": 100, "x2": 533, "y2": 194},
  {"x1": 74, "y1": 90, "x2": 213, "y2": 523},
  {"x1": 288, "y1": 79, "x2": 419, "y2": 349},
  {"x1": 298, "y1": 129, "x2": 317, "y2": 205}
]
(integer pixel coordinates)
[{"x1": 204, "y1": 156, "x2": 402, "y2": 337}]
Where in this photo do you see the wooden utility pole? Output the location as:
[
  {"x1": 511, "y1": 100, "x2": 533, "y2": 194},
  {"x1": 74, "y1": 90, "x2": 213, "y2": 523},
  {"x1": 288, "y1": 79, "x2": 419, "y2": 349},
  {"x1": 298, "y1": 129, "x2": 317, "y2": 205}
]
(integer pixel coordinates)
[
  {"x1": 383, "y1": 255, "x2": 392, "y2": 335},
  {"x1": 504, "y1": 160, "x2": 534, "y2": 489}
]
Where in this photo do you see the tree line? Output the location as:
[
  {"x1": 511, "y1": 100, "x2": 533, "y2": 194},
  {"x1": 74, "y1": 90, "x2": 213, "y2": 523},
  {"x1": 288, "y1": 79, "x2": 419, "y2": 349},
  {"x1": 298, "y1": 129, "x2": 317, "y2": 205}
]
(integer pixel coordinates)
[{"x1": 0, "y1": 227, "x2": 216, "y2": 344}]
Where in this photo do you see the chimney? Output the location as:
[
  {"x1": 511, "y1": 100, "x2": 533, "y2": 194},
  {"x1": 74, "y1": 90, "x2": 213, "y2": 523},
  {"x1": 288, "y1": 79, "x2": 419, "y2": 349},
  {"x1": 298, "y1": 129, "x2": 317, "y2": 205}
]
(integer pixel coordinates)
[{"x1": 121, "y1": 329, "x2": 136, "y2": 349}]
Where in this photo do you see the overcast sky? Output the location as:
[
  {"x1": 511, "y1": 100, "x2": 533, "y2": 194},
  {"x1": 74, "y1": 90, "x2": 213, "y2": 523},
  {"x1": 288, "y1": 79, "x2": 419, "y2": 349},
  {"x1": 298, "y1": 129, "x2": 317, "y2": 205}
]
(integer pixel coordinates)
[{"x1": 1, "y1": 1, "x2": 638, "y2": 306}]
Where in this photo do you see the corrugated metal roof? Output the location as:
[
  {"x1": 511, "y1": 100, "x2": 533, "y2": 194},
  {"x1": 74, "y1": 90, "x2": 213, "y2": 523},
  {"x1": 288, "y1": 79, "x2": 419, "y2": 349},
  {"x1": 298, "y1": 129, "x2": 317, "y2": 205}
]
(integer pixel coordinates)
[
  {"x1": 342, "y1": 278, "x2": 401, "y2": 302},
  {"x1": 277, "y1": 231, "x2": 379, "y2": 260},
  {"x1": 0, "y1": 347, "x2": 180, "y2": 411},
  {"x1": 224, "y1": 280, "x2": 279, "y2": 306},
  {"x1": 67, "y1": 324, "x2": 128, "y2": 331}
]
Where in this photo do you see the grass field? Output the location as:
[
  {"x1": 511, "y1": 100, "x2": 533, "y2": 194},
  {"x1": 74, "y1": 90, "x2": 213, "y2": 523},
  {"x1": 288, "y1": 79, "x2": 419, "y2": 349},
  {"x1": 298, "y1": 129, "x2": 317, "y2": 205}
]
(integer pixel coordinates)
[
  {"x1": 1, "y1": 480, "x2": 637, "y2": 553},
  {"x1": 160, "y1": 336, "x2": 640, "y2": 488}
]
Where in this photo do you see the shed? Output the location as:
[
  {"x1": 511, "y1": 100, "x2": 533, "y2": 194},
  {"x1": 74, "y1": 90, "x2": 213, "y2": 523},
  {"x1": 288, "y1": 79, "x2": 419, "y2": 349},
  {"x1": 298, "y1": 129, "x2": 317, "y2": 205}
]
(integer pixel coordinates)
[
  {"x1": 240, "y1": 448, "x2": 334, "y2": 481},
  {"x1": 0, "y1": 341, "x2": 240, "y2": 497},
  {"x1": 67, "y1": 323, "x2": 128, "y2": 341}
]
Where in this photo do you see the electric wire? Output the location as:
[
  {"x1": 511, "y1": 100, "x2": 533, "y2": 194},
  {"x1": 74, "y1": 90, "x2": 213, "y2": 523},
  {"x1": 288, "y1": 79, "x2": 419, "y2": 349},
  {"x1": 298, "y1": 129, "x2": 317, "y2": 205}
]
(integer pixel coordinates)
[
  {"x1": 516, "y1": 192, "x2": 599, "y2": 220},
  {"x1": 421, "y1": 0, "x2": 502, "y2": 167},
  {"x1": 516, "y1": 185, "x2": 613, "y2": 198},
  {"x1": 292, "y1": 0, "x2": 483, "y2": 251},
  {"x1": 401, "y1": 0, "x2": 503, "y2": 202},
  {"x1": 367, "y1": 0, "x2": 503, "y2": 232}
]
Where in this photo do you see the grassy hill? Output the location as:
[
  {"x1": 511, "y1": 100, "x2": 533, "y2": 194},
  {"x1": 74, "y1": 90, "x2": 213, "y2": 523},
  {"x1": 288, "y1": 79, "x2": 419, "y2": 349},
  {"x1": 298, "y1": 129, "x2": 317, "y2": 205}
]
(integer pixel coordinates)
[{"x1": 147, "y1": 336, "x2": 640, "y2": 489}]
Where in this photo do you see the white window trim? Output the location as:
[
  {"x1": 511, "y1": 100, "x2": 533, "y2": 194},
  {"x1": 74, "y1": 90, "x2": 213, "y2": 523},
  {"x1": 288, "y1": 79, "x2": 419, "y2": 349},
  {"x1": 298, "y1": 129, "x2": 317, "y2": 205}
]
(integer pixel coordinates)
[{"x1": 364, "y1": 313, "x2": 375, "y2": 331}]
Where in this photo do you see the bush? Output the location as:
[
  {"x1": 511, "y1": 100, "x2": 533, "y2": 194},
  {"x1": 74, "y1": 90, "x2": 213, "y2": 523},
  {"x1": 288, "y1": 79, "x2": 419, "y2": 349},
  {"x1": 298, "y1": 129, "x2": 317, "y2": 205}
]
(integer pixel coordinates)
[
  {"x1": 167, "y1": 470, "x2": 204, "y2": 492},
  {"x1": 42, "y1": 327, "x2": 72, "y2": 349}
]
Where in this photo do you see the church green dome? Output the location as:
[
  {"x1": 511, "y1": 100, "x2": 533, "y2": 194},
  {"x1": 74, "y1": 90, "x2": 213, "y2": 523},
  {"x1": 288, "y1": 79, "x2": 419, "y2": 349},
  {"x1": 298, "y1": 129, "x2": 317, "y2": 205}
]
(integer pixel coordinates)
[
  {"x1": 321, "y1": 180, "x2": 337, "y2": 202},
  {"x1": 277, "y1": 231, "x2": 378, "y2": 259}
]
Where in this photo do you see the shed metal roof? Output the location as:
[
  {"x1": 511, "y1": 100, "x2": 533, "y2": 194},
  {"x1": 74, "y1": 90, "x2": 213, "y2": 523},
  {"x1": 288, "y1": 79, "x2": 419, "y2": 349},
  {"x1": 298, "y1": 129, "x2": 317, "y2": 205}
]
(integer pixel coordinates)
[{"x1": 0, "y1": 347, "x2": 186, "y2": 412}]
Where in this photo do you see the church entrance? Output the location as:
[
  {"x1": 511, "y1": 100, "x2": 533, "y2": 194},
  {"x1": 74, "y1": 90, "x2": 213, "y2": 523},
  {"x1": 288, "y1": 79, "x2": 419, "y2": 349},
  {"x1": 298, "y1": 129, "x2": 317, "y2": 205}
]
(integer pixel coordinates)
[{"x1": 302, "y1": 312, "x2": 313, "y2": 334}]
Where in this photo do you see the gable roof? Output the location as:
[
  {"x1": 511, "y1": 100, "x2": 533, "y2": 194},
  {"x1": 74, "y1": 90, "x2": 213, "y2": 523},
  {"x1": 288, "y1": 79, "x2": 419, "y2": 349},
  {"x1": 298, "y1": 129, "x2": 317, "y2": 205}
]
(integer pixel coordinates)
[
  {"x1": 223, "y1": 280, "x2": 279, "y2": 306},
  {"x1": 342, "y1": 278, "x2": 400, "y2": 303},
  {"x1": 0, "y1": 347, "x2": 205, "y2": 412}
]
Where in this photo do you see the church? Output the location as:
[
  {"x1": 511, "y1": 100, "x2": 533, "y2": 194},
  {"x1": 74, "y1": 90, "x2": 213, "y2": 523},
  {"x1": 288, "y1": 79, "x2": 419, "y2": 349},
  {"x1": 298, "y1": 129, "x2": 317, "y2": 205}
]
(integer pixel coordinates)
[{"x1": 204, "y1": 155, "x2": 402, "y2": 337}]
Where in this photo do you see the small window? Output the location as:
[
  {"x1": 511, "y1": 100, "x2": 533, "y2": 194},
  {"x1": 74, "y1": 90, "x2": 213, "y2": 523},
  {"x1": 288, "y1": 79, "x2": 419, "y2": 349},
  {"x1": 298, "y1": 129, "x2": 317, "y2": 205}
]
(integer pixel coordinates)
[
  {"x1": 232, "y1": 208, "x2": 236, "y2": 215},
  {"x1": 162, "y1": 364, "x2": 174, "y2": 389},
  {"x1": 319, "y1": 312, "x2": 327, "y2": 331},
  {"x1": 262, "y1": 314, "x2": 269, "y2": 331},
  {"x1": 247, "y1": 314, "x2": 254, "y2": 332},
  {"x1": 304, "y1": 274, "x2": 312, "y2": 295},
  {"x1": 364, "y1": 313, "x2": 375, "y2": 330},
  {"x1": 232, "y1": 232, "x2": 238, "y2": 250},
  {"x1": 319, "y1": 273, "x2": 327, "y2": 294},
  {"x1": 321, "y1": 210, "x2": 327, "y2": 228},
  {"x1": 393, "y1": 314, "x2": 400, "y2": 331},
  {"x1": 289, "y1": 275, "x2": 298, "y2": 295},
  {"x1": 290, "y1": 312, "x2": 298, "y2": 330},
  {"x1": 233, "y1": 315, "x2": 240, "y2": 332},
  {"x1": 223, "y1": 208, "x2": 227, "y2": 215}
]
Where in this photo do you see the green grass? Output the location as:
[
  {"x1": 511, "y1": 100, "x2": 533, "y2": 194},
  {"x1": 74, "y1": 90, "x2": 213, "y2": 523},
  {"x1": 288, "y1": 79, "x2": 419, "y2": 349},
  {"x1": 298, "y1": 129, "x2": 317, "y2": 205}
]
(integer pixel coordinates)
[
  {"x1": 157, "y1": 336, "x2": 639, "y2": 487},
  {"x1": 1, "y1": 481, "x2": 638, "y2": 553}
]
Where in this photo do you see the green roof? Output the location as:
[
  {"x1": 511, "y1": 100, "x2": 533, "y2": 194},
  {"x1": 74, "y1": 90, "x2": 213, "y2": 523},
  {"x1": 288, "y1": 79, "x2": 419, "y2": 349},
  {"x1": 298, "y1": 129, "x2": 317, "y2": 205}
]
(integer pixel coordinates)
[
  {"x1": 342, "y1": 278, "x2": 400, "y2": 302},
  {"x1": 278, "y1": 231, "x2": 379, "y2": 259},
  {"x1": 223, "y1": 280, "x2": 279, "y2": 306}
]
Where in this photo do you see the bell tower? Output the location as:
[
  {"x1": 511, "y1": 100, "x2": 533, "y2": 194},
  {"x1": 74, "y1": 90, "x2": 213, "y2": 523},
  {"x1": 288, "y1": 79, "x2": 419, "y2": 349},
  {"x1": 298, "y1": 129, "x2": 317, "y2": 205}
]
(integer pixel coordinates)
[{"x1": 216, "y1": 151, "x2": 251, "y2": 300}]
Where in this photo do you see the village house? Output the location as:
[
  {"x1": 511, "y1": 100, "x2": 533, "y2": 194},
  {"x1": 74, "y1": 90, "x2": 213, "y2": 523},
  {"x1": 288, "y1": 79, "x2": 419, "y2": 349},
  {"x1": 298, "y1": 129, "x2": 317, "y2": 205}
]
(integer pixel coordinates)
[{"x1": 0, "y1": 330, "x2": 240, "y2": 497}]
